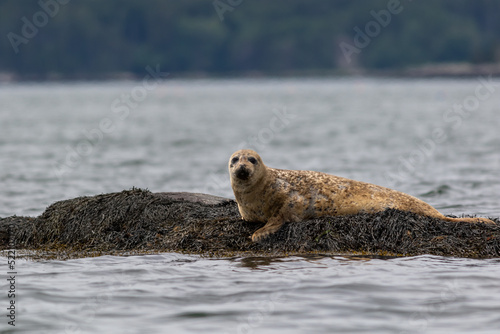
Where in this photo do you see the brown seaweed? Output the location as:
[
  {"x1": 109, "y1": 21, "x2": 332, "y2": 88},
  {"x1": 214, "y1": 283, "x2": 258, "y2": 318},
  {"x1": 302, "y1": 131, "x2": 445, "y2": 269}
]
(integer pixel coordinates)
[{"x1": 1, "y1": 188, "x2": 498, "y2": 259}]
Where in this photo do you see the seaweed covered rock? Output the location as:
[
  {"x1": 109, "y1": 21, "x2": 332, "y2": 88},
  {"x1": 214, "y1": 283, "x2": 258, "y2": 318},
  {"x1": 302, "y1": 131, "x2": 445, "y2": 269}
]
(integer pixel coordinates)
[{"x1": 1, "y1": 188, "x2": 499, "y2": 259}]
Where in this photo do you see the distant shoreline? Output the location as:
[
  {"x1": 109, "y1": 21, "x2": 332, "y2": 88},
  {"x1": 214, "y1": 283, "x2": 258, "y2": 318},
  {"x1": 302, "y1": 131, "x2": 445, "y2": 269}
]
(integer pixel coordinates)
[{"x1": 1, "y1": 62, "x2": 500, "y2": 83}]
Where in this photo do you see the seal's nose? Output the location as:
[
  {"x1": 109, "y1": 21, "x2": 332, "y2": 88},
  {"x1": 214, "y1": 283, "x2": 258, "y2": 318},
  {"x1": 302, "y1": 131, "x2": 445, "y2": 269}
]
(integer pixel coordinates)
[{"x1": 235, "y1": 166, "x2": 250, "y2": 180}]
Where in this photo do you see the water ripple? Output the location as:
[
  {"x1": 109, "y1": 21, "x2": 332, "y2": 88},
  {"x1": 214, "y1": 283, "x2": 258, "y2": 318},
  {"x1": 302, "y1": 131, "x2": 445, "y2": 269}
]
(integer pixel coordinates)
[{"x1": 1, "y1": 79, "x2": 500, "y2": 333}]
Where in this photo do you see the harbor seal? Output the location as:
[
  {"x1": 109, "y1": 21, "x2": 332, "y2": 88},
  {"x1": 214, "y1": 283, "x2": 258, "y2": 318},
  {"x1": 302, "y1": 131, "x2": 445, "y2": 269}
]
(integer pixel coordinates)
[{"x1": 228, "y1": 149, "x2": 495, "y2": 242}]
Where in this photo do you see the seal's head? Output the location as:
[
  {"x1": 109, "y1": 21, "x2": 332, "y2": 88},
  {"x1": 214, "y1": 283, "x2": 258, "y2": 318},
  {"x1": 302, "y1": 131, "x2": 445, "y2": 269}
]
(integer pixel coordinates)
[{"x1": 228, "y1": 149, "x2": 266, "y2": 188}]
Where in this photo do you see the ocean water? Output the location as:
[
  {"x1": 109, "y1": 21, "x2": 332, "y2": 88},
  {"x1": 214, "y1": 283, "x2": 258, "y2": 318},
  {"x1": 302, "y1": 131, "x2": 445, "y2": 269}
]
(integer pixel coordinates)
[{"x1": 1, "y1": 78, "x2": 499, "y2": 333}]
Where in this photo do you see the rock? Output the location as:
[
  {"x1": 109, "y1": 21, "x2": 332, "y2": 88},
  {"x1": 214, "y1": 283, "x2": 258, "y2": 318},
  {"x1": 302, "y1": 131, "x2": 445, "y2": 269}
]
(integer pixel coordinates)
[{"x1": 1, "y1": 188, "x2": 499, "y2": 259}]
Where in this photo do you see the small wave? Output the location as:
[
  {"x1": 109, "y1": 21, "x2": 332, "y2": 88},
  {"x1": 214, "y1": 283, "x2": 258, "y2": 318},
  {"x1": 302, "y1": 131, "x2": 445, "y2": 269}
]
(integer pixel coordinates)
[{"x1": 420, "y1": 184, "x2": 451, "y2": 197}]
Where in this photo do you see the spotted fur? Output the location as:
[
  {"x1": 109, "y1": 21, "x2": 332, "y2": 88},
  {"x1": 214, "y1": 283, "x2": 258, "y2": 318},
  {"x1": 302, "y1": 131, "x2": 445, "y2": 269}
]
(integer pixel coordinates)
[{"x1": 228, "y1": 149, "x2": 494, "y2": 242}]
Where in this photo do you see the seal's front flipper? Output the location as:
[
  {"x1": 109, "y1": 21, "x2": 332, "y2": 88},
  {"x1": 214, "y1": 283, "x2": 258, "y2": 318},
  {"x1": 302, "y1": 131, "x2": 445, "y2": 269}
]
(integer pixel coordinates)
[{"x1": 251, "y1": 217, "x2": 285, "y2": 242}]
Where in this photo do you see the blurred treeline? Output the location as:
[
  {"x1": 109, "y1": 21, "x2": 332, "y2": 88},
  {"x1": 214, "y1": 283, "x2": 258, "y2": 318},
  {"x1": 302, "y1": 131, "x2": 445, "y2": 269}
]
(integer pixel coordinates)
[{"x1": 0, "y1": 0, "x2": 499, "y2": 78}]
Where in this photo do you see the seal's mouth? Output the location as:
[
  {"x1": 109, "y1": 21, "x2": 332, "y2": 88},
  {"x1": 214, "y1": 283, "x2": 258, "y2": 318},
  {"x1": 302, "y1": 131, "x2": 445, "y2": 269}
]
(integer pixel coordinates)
[{"x1": 235, "y1": 166, "x2": 251, "y2": 180}]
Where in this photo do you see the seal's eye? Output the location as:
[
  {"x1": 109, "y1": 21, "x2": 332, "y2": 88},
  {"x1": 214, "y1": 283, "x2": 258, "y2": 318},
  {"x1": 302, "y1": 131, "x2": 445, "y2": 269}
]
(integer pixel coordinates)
[
  {"x1": 231, "y1": 157, "x2": 239, "y2": 165},
  {"x1": 248, "y1": 157, "x2": 258, "y2": 165}
]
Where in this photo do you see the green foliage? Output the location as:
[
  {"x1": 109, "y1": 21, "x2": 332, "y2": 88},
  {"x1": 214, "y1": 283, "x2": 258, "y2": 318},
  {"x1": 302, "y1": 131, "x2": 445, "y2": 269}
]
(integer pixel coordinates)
[{"x1": 0, "y1": 0, "x2": 499, "y2": 77}]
